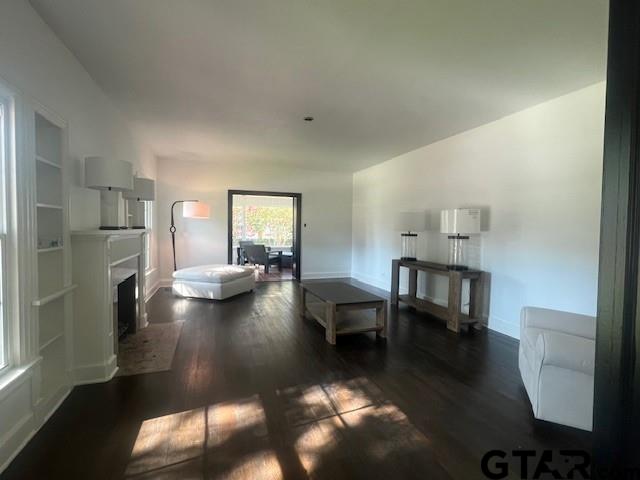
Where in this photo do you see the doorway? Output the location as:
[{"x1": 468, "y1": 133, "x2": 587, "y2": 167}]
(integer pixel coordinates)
[{"x1": 228, "y1": 190, "x2": 302, "y2": 282}]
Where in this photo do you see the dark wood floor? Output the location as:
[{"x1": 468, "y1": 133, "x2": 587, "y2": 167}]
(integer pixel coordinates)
[
  {"x1": 2, "y1": 280, "x2": 591, "y2": 480},
  {"x1": 255, "y1": 265, "x2": 294, "y2": 282}
]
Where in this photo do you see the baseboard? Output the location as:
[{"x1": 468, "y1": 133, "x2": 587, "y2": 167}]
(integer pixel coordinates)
[
  {"x1": 0, "y1": 363, "x2": 71, "y2": 475},
  {"x1": 163, "y1": 273, "x2": 352, "y2": 283},
  {"x1": 145, "y1": 280, "x2": 160, "y2": 303},
  {"x1": 34, "y1": 384, "x2": 72, "y2": 426},
  {"x1": 351, "y1": 271, "x2": 390, "y2": 291},
  {"x1": 487, "y1": 315, "x2": 520, "y2": 339},
  {"x1": 0, "y1": 411, "x2": 36, "y2": 474},
  {"x1": 73, "y1": 355, "x2": 118, "y2": 386},
  {"x1": 301, "y1": 271, "x2": 351, "y2": 280},
  {"x1": 140, "y1": 312, "x2": 149, "y2": 329}
]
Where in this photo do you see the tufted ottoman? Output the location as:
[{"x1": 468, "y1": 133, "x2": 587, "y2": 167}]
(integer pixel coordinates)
[{"x1": 172, "y1": 264, "x2": 255, "y2": 300}]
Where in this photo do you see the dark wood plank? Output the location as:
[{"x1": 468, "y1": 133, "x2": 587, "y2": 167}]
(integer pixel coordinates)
[{"x1": 2, "y1": 280, "x2": 591, "y2": 480}]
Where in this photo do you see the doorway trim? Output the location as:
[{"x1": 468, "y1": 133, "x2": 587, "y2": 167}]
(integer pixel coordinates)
[
  {"x1": 227, "y1": 190, "x2": 302, "y2": 281},
  {"x1": 594, "y1": 0, "x2": 640, "y2": 473}
]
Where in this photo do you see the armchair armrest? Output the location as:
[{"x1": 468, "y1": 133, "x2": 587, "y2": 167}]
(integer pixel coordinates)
[
  {"x1": 535, "y1": 330, "x2": 595, "y2": 376},
  {"x1": 521, "y1": 307, "x2": 596, "y2": 339}
]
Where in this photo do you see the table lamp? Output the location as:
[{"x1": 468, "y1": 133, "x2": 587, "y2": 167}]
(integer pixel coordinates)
[
  {"x1": 395, "y1": 211, "x2": 427, "y2": 261},
  {"x1": 84, "y1": 156, "x2": 133, "y2": 230},
  {"x1": 170, "y1": 200, "x2": 210, "y2": 270},
  {"x1": 440, "y1": 208, "x2": 481, "y2": 270},
  {"x1": 123, "y1": 176, "x2": 155, "y2": 229}
]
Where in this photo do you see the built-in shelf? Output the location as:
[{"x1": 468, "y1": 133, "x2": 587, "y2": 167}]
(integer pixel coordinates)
[
  {"x1": 33, "y1": 284, "x2": 77, "y2": 307},
  {"x1": 39, "y1": 332, "x2": 64, "y2": 352},
  {"x1": 36, "y1": 155, "x2": 61, "y2": 169},
  {"x1": 36, "y1": 203, "x2": 63, "y2": 210},
  {"x1": 37, "y1": 246, "x2": 64, "y2": 253},
  {"x1": 34, "y1": 110, "x2": 70, "y2": 415}
]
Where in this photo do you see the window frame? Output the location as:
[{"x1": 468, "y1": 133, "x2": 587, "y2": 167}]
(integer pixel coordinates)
[
  {"x1": 0, "y1": 84, "x2": 16, "y2": 374},
  {"x1": 144, "y1": 201, "x2": 153, "y2": 272}
]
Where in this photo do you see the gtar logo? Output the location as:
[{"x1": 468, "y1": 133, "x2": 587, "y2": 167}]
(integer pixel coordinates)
[{"x1": 481, "y1": 450, "x2": 590, "y2": 479}]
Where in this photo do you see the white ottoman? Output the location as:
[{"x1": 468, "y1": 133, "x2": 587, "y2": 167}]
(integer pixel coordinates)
[{"x1": 172, "y1": 264, "x2": 255, "y2": 300}]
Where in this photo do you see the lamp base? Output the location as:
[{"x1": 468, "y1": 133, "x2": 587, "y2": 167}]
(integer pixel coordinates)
[
  {"x1": 131, "y1": 225, "x2": 146, "y2": 230},
  {"x1": 401, "y1": 256, "x2": 417, "y2": 261},
  {"x1": 99, "y1": 226, "x2": 121, "y2": 230}
]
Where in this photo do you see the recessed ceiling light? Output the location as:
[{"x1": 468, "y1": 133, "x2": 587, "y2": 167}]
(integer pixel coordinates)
[{"x1": 304, "y1": 116, "x2": 314, "y2": 122}]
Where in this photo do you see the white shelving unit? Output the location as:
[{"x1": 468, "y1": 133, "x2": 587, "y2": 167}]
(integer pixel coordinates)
[{"x1": 33, "y1": 111, "x2": 74, "y2": 414}]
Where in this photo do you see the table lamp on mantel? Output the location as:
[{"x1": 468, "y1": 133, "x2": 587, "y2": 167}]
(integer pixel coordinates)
[
  {"x1": 123, "y1": 176, "x2": 155, "y2": 229},
  {"x1": 84, "y1": 156, "x2": 133, "y2": 230},
  {"x1": 440, "y1": 208, "x2": 481, "y2": 270},
  {"x1": 170, "y1": 200, "x2": 210, "y2": 271},
  {"x1": 395, "y1": 211, "x2": 427, "y2": 261}
]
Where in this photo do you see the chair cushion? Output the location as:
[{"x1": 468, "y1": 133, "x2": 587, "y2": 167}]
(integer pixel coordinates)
[{"x1": 173, "y1": 264, "x2": 254, "y2": 284}]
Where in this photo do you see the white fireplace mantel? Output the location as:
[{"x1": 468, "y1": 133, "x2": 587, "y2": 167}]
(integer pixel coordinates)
[{"x1": 71, "y1": 229, "x2": 148, "y2": 384}]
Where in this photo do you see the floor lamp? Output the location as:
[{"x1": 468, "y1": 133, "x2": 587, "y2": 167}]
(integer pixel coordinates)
[{"x1": 170, "y1": 200, "x2": 210, "y2": 271}]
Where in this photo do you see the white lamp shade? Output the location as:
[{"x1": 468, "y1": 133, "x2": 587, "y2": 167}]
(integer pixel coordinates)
[
  {"x1": 394, "y1": 211, "x2": 427, "y2": 232},
  {"x1": 183, "y1": 201, "x2": 210, "y2": 219},
  {"x1": 123, "y1": 177, "x2": 155, "y2": 200},
  {"x1": 84, "y1": 156, "x2": 133, "y2": 191},
  {"x1": 440, "y1": 208, "x2": 481, "y2": 234}
]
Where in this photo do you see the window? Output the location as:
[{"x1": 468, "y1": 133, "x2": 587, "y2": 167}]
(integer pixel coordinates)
[
  {"x1": 144, "y1": 201, "x2": 153, "y2": 271},
  {"x1": 231, "y1": 195, "x2": 294, "y2": 248},
  {"x1": 0, "y1": 94, "x2": 10, "y2": 370}
]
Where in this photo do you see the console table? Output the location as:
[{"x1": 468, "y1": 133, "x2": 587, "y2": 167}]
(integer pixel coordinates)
[{"x1": 391, "y1": 259, "x2": 486, "y2": 333}]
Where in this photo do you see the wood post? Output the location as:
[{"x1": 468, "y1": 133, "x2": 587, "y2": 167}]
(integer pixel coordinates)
[
  {"x1": 325, "y1": 301, "x2": 337, "y2": 345},
  {"x1": 447, "y1": 271, "x2": 462, "y2": 333},
  {"x1": 408, "y1": 268, "x2": 418, "y2": 299},
  {"x1": 391, "y1": 259, "x2": 400, "y2": 305},
  {"x1": 376, "y1": 300, "x2": 387, "y2": 338}
]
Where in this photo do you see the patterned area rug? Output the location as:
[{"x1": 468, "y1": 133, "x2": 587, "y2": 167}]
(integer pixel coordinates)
[{"x1": 116, "y1": 321, "x2": 184, "y2": 376}]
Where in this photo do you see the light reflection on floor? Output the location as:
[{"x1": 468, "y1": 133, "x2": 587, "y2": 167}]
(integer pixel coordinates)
[{"x1": 125, "y1": 378, "x2": 431, "y2": 479}]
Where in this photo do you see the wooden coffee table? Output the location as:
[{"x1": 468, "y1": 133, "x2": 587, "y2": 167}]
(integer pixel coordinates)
[{"x1": 300, "y1": 282, "x2": 387, "y2": 345}]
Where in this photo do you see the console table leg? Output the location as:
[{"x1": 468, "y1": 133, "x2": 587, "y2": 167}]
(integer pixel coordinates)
[
  {"x1": 376, "y1": 300, "x2": 387, "y2": 338},
  {"x1": 469, "y1": 274, "x2": 484, "y2": 329},
  {"x1": 447, "y1": 272, "x2": 463, "y2": 333},
  {"x1": 408, "y1": 269, "x2": 418, "y2": 299},
  {"x1": 326, "y1": 302, "x2": 337, "y2": 345},
  {"x1": 391, "y1": 260, "x2": 400, "y2": 306}
]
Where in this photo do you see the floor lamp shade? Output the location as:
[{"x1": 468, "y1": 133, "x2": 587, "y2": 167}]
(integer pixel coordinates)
[
  {"x1": 440, "y1": 208, "x2": 481, "y2": 270},
  {"x1": 395, "y1": 211, "x2": 427, "y2": 261},
  {"x1": 183, "y1": 201, "x2": 210, "y2": 219},
  {"x1": 84, "y1": 156, "x2": 133, "y2": 229},
  {"x1": 170, "y1": 200, "x2": 211, "y2": 271},
  {"x1": 123, "y1": 177, "x2": 155, "y2": 228}
]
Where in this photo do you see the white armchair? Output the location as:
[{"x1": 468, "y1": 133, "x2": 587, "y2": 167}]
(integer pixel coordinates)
[{"x1": 518, "y1": 306, "x2": 596, "y2": 431}]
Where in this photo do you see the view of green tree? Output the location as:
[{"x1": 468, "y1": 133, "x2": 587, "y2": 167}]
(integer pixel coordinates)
[{"x1": 232, "y1": 205, "x2": 293, "y2": 247}]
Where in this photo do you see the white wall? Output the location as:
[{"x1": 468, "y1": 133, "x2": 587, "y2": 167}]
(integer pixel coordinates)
[
  {"x1": 0, "y1": 0, "x2": 156, "y2": 472},
  {"x1": 352, "y1": 82, "x2": 605, "y2": 338},
  {"x1": 156, "y1": 157, "x2": 352, "y2": 282}
]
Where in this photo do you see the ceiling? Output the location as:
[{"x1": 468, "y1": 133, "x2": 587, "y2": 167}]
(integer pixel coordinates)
[{"x1": 30, "y1": 0, "x2": 608, "y2": 172}]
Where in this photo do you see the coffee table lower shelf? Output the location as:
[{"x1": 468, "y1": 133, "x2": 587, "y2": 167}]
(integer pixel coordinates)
[
  {"x1": 300, "y1": 282, "x2": 387, "y2": 345},
  {"x1": 305, "y1": 303, "x2": 385, "y2": 337}
]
